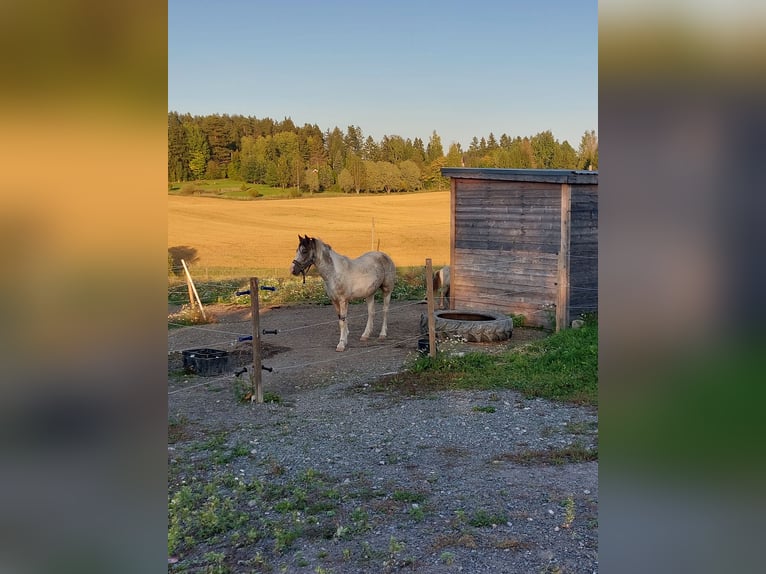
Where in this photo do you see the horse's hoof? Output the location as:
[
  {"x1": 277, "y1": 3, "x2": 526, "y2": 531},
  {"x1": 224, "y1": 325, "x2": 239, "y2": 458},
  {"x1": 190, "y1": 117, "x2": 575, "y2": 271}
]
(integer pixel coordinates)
[
  {"x1": 360, "y1": 335, "x2": 369, "y2": 342},
  {"x1": 378, "y1": 335, "x2": 387, "y2": 341},
  {"x1": 336, "y1": 345, "x2": 345, "y2": 352}
]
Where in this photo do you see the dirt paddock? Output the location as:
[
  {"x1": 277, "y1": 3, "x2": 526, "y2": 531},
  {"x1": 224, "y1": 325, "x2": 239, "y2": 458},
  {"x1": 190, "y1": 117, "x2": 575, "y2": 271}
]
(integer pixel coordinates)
[{"x1": 167, "y1": 301, "x2": 598, "y2": 573}]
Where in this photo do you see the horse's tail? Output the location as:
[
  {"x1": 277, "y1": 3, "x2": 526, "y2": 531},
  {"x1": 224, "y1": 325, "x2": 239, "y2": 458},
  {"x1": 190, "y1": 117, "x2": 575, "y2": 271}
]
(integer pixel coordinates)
[{"x1": 433, "y1": 270, "x2": 442, "y2": 292}]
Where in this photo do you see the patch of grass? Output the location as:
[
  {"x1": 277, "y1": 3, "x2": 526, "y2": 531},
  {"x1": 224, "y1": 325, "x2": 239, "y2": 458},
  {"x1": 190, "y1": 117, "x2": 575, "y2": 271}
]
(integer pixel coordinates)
[
  {"x1": 472, "y1": 405, "x2": 497, "y2": 413},
  {"x1": 431, "y1": 532, "x2": 477, "y2": 550},
  {"x1": 168, "y1": 482, "x2": 249, "y2": 556},
  {"x1": 565, "y1": 420, "x2": 598, "y2": 435},
  {"x1": 492, "y1": 442, "x2": 598, "y2": 466},
  {"x1": 168, "y1": 413, "x2": 191, "y2": 443},
  {"x1": 468, "y1": 509, "x2": 508, "y2": 528},
  {"x1": 492, "y1": 537, "x2": 533, "y2": 551},
  {"x1": 168, "y1": 305, "x2": 215, "y2": 328},
  {"x1": 561, "y1": 495, "x2": 576, "y2": 529},
  {"x1": 408, "y1": 504, "x2": 425, "y2": 522},
  {"x1": 168, "y1": 277, "x2": 250, "y2": 306},
  {"x1": 391, "y1": 490, "x2": 426, "y2": 503},
  {"x1": 382, "y1": 322, "x2": 598, "y2": 405}
]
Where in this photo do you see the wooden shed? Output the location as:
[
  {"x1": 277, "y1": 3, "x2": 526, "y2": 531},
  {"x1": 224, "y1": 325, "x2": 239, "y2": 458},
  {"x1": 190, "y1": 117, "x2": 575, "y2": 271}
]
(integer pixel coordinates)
[{"x1": 440, "y1": 168, "x2": 598, "y2": 330}]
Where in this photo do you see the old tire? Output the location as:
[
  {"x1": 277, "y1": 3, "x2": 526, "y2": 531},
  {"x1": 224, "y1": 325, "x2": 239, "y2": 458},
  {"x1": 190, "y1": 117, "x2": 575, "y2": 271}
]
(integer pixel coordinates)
[{"x1": 420, "y1": 309, "x2": 513, "y2": 343}]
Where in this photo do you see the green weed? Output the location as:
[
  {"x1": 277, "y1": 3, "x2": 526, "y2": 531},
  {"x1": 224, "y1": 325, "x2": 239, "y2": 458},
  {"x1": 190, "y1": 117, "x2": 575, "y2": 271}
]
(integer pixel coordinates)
[
  {"x1": 468, "y1": 509, "x2": 508, "y2": 528},
  {"x1": 391, "y1": 490, "x2": 426, "y2": 504},
  {"x1": 472, "y1": 405, "x2": 497, "y2": 413}
]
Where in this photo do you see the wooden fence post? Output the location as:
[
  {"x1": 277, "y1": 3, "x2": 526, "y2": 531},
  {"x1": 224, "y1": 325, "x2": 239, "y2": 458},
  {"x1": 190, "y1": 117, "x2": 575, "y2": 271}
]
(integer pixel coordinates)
[
  {"x1": 425, "y1": 258, "x2": 437, "y2": 358},
  {"x1": 250, "y1": 277, "x2": 263, "y2": 403},
  {"x1": 181, "y1": 259, "x2": 206, "y2": 321}
]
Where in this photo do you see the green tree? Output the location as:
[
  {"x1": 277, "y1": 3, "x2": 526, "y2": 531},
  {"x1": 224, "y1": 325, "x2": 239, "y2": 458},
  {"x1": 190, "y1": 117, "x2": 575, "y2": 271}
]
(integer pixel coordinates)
[
  {"x1": 578, "y1": 130, "x2": 598, "y2": 170},
  {"x1": 184, "y1": 121, "x2": 210, "y2": 180},
  {"x1": 239, "y1": 136, "x2": 267, "y2": 183},
  {"x1": 377, "y1": 161, "x2": 402, "y2": 193},
  {"x1": 168, "y1": 112, "x2": 190, "y2": 181},
  {"x1": 318, "y1": 164, "x2": 335, "y2": 191},
  {"x1": 445, "y1": 142, "x2": 463, "y2": 167},
  {"x1": 338, "y1": 168, "x2": 354, "y2": 193},
  {"x1": 412, "y1": 137, "x2": 426, "y2": 163},
  {"x1": 362, "y1": 135, "x2": 380, "y2": 161},
  {"x1": 344, "y1": 125, "x2": 363, "y2": 155},
  {"x1": 426, "y1": 130, "x2": 444, "y2": 163},
  {"x1": 326, "y1": 127, "x2": 345, "y2": 173},
  {"x1": 363, "y1": 160, "x2": 382, "y2": 192},
  {"x1": 305, "y1": 167, "x2": 320, "y2": 193},
  {"x1": 555, "y1": 140, "x2": 578, "y2": 169},
  {"x1": 399, "y1": 160, "x2": 421, "y2": 191},
  {"x1": 531, "y1": 130, "x2": 557, "y2": 168},
  {"x1": 381, "y1": 135, "x2": 406, "y2": 164},
  {"x1": 201, "y1": 114, "x2": 235, "y2": 168},
  {"x1": 345, "y1": 151, "x2": 365, "y2": 194},
  {"x1": 204, "y1": 159, "x2": 223, "y2": 179},
  {"x1": 517, "y1": 137, "x2": 535, "y2": 168},
  {"x1": 226, "y1": 151, "x2": 241, "y2": 180},
  {"x1": 424, "y1": 156, "x2": 447, "y2": 189}
]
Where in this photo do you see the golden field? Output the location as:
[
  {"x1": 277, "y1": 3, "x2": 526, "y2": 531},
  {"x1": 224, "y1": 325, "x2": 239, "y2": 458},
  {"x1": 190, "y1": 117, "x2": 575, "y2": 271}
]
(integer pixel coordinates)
[{"x1": 168, "y1": 192, "x2": 451, "y2": 276}]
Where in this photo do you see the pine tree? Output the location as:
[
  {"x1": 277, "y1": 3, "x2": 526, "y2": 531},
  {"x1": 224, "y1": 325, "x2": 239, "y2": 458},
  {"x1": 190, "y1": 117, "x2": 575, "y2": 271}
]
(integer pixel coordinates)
[
  {"x1": 184, "y1": 122, "x2": 210, "y2": 180},
  {"x1": 426, "y1": 130, "x2": 444, "y2": 163},
  {"x1": 168, "y1": 112, "x2": 190, "y2": 182}
]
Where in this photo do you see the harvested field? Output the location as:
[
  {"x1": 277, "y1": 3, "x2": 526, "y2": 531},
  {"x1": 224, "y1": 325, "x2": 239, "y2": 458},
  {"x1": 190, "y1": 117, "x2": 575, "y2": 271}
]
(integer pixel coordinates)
[{"x1": 168, "y1": 192, "x2": 450, "y2": 275}]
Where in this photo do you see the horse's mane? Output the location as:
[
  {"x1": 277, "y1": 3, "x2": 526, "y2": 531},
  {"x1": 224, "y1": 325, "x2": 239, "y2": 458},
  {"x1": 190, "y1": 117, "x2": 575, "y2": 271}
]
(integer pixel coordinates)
[{"x1": 313, "y1": 237, "x2": 334, "y2": 267}]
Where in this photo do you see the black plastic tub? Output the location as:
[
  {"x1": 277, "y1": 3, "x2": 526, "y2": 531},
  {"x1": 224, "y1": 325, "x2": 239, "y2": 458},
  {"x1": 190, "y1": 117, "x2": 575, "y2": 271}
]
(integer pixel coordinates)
[{"x1": 182, "y1": 348, "x2": 230, "y2": 376}]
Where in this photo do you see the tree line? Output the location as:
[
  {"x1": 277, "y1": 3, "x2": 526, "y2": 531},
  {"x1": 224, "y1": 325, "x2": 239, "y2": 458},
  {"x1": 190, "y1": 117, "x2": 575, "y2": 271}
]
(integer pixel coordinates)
[{"x1": 168, "y1": 112, "x2": 598, "y2": 193}]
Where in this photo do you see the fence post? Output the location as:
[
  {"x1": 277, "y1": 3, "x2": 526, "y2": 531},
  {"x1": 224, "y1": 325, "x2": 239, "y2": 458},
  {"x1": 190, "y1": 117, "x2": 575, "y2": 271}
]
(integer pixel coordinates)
[
  {"x1": 425, "y1": 258, "x2": 437, "y2": 358},
  {"x1": 181, "y1": 259, "x2": 207, "y2": 321},
  {"x1": 250, "y1": 277, "x2": 263, "y2": 403}
]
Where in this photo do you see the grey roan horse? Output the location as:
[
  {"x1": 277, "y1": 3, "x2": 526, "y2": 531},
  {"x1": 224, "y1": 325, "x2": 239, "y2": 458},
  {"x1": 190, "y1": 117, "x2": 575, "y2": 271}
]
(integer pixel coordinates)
[
  {"x1": 290, "y1": 235, "x2": 396, "y2": 352},
  {"x1": 433, "y1": 265, "x2": 450, "y2": 310}
]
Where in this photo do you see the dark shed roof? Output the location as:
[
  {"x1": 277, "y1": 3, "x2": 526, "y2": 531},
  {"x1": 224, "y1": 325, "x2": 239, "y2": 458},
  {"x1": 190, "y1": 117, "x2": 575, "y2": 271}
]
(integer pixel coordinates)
[{"x1": 440, "y1": 168, "x2": 598, "y2": 185}]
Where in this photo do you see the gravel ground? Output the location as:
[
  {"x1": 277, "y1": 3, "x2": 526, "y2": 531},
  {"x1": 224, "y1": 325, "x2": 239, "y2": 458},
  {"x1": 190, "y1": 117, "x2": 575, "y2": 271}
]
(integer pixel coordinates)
[{"x1": 168, "y1": 302, "x2": 598, "y2": 573}]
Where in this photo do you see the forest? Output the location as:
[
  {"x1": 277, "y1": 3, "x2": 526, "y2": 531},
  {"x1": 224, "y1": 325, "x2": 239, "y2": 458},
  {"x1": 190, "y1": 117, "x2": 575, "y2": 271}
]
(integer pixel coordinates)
[{"x1": 168, "y1": 112, "x2": 598, "y2": 193}]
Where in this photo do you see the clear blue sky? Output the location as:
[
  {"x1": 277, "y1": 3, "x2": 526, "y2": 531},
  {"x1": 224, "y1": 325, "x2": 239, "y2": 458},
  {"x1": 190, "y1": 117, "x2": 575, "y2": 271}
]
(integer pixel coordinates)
[{"x1": 168, "y1": 0, "x2": 597, "y2": 149}]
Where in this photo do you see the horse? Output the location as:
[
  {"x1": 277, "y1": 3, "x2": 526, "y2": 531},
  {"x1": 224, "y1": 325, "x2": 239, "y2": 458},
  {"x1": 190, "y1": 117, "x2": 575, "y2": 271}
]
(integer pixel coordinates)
[
  {"x1": 433, "y1": 265, "x2": 450, "y2": 309},
  {"x1": 290, "y1": 235, "x2": 396, "y2": 352}
]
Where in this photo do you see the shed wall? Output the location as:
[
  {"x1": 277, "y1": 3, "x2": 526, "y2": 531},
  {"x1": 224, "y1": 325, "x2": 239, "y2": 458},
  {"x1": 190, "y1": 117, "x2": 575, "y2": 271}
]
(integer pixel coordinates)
[
  {"x1": 568, "y1": 185, "x2": 598, "y2": 321},
  {"x1": 452, "y1": 179, "x2": 561, "y2": 328}
]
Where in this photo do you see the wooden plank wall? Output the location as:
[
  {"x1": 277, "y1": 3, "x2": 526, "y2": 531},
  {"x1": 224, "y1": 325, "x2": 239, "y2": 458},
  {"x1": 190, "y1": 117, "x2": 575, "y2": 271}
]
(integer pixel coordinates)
[
  {"x1": 452, "y1": 179, "x2": 561, "y2": 328},
  {"x1": 568, "y1": 184, "x2": 598, "y2": 322}
]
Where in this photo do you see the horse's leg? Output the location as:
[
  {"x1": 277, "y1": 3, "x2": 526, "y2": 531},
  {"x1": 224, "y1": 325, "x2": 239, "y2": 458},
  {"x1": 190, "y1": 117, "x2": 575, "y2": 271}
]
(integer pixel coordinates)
[
  {"x1": 378, "y1": 289, "x2": 391, "y2": 340},
  {"x1": 336, "y1": 298, "x2": 349, "y2": 352},
  {"x1": 360, "y1": 294, "x2": 375, "y2": 341}
]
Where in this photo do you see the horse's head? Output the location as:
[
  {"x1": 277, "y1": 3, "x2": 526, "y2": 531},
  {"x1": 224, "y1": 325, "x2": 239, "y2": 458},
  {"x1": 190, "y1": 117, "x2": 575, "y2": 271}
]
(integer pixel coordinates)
[{"x1": 290, "y1": 235, "x2": 316, "y2": 281}]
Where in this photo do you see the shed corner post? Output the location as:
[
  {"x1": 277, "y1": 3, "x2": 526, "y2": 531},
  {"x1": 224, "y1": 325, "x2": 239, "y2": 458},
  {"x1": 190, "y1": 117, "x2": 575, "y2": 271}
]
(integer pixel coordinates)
[
  {"x1": 556, "y1": 184, "x2": 572, "y2": 331},
  {"x1": 449, "y1": 176, "x2": 457, "y2": 310}
]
